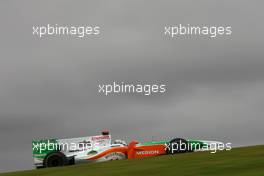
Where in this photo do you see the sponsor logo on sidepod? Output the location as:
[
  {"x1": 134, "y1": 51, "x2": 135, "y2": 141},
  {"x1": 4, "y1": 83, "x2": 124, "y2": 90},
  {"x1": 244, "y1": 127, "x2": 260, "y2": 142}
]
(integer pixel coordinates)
[{"x1": 136, "y1": 150, "x2": 159, "y2": 155}]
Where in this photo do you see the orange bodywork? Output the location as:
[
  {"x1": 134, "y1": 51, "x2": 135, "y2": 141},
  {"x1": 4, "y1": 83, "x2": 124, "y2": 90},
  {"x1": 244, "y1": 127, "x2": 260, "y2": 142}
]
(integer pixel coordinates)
[
  {"x1": 129, "y1": 144, "x2": 166, "y2": 158},
  {"x1": 87, "y1": 140, "x2": 167, "y2": 161}
]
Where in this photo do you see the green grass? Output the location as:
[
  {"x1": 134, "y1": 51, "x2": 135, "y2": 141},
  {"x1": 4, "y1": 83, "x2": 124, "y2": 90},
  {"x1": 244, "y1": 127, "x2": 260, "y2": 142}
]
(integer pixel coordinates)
[{"x1": 1, "y1": 145, "x2": 264, "y2": 176}]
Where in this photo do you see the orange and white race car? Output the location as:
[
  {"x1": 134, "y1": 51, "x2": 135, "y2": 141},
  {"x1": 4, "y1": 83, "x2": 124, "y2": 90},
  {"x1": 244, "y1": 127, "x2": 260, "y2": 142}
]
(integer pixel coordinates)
[{"x1": 32, "y1": 131, "x2": 228, "y2": 168}]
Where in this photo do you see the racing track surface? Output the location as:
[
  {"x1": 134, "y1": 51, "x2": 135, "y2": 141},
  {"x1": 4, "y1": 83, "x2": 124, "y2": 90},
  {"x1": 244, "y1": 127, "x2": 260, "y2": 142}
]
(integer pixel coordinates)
[{"x1": 1, "y1": 145, "x2": 264, "y2": 176}]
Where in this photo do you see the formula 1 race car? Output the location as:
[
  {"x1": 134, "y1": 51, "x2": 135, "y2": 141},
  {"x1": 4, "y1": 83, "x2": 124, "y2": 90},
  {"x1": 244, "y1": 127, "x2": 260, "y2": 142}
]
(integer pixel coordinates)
[{"x1": 32, "y1": 131, "x2": 227, "y2": 168}]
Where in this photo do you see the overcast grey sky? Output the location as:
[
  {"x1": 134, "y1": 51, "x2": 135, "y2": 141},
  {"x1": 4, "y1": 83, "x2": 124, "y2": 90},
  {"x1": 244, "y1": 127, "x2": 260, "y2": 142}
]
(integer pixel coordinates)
[{"x1": 0, "y1": 0, "x2": 264, "y2": 173}]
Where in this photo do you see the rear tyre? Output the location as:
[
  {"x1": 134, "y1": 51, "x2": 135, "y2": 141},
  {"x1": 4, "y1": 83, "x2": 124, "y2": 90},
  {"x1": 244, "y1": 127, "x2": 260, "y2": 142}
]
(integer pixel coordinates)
[
  {"x1": 166, "y1": 138, "x2": 189, "y2": 154},
  {"x1": 44, "y1": 152, "x2": 66, "y2": 168}
]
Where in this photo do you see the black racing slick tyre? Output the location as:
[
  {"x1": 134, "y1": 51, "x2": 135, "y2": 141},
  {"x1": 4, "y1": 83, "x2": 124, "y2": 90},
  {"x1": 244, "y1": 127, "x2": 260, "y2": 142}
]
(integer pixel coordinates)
[
  {"x1": 43, "y1": 152, "x2": 66, "y2": 168},
  {"x1": 36, "y1": 166, "x2": 44, "y2": 169},
  {"x1": 166, "y1": 138, "x2": 189, "y2": 154}
]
